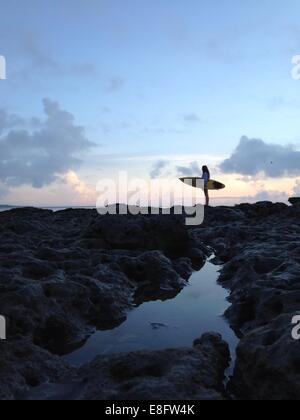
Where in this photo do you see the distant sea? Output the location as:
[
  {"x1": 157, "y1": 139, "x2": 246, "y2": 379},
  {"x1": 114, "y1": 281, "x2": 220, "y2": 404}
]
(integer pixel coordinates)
[
  {"x1": 0, "y1": 205, "x2": 96, "y2": 213},
  {"x1": 0, "y1": 205, "x2": 17, "y2": 212},
  {"x1": 0, "y1": 197, "x2": 289, "y2": 213}
]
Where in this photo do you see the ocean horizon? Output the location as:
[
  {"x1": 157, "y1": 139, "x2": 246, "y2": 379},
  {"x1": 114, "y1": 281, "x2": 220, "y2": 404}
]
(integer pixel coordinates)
[{"x1": 0, "y1": 195, "x2": 292, "y2": 213}]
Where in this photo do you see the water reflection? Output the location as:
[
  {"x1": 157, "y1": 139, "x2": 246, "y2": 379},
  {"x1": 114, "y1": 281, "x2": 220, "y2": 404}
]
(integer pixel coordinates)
[{"x1": 64, "y1": 260, "x2": 238, "y2": 367}]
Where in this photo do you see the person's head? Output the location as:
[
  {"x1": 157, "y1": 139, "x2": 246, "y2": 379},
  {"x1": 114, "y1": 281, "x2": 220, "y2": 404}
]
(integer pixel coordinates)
[{"x1": 202, "y1": 165, "x2": 209, "y2": 174}]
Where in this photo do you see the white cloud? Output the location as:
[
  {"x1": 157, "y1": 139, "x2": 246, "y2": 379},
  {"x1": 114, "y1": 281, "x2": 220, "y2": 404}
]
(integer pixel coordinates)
[
  {"x1": 62, "y1": 171, "x2": 96, "y2": 204},
  {"x1": 293, "y1": 180, "x2": 300, "y2": 196},
  {"x1": 0, "y1": 99, "x2": 95, "y2": 189}
]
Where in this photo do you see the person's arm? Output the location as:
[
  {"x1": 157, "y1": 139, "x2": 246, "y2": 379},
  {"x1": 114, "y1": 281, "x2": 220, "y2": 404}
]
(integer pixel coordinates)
[{"x1": 203, "y1": 173, "x2": 209, "y2": 186}]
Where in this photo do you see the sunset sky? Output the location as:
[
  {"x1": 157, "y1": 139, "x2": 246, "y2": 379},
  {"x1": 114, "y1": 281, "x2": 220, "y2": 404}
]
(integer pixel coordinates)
[{"x1": 1, "y1": 0, "x2": 300, "y2": 206}]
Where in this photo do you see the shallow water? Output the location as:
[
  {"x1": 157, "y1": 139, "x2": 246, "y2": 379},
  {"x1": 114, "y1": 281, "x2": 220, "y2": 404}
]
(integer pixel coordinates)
[{"x1": 64, "y1": 259, "x2": 238, "y2": 367}]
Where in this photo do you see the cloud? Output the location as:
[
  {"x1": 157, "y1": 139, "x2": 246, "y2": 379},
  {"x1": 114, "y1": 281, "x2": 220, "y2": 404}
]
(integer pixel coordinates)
[
  {"x1": 14, "y1": 32, "x2": 97, "y2": 81},
  {"x1": 220, "y1": 136, "x2": 300, "y2": 178},
  {"x1": 150, "y1": 160, "x2": 169, "y2": 179},
  {"x1": 0, "y1": 182, "x2": 9, "y2": 198},
  {"x1": 69, "y1": 63, "x2": 97, "y2": 76},
  {"x1": 266, "y1": 96, "x2": 300, "y2": 111},
  {"x1": 176, "y1": 161, "x2": 202, "y2": 176},
  {"x1": 20, "y1": 32, "x2": 59, "y2": 72},
  {"x1": 143, "y1": 127, "x2": 184, "y2": 135},
  {"x1": 63, "y1": 171, "x2": 96, "y2": 204},
  {"x1": 105, "y1": 77, "x2": 125, "y2": 93},
  {"x1": 250, "y1": 190, "x2": 289, "y2": 203},
  {"x1": 266, "y1": 96, "x2": 287, "y2": 111},
  {"x1": 101, "y1": 106, "x2": 111, "y2": 114},
  {"x1": 0, "y1": 99, "x2": 95, "y2": 189},
  {"x1": 0, "y1": 109, "x2": 25, "y2": 135},
  {"x1": 293, "y1": 180, "x2": 300, "y2": 196},
  {"x1": 183, "y1": 113, "x2": 201, "y2": 123}
]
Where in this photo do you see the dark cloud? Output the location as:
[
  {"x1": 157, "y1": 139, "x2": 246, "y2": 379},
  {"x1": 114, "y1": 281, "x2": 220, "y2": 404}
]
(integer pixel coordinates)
[
  {"x1": 183, "y1": 113, "x2": 201, "y2": 123},
  {"x1": 220, "y1": 136, "x2": 300, "y2": 178},
  {"x1": 21, "y1": 32, "x2": 59, "y2": 71},
  {"x1": 0, "y1": 110, "x2": 24, "y2": 135},
  {"x1": 105, "y1": 77, "x2": 125, "y2": 94},
  {"x1": 176, "y1": 161, "x2": 202, "y2": 176},
  {"x1": 150, "y1": 160, "x2": 169, "y2": 179},
  {"x1": 143, "y1": 127, "x2": 184, "y2": 135},
  {"x1": 0, "y1": 99, "x2": 95, "y2": 188},
  {"x1": 69, "y1": 62, "x2": 97, "y2": 76},
  {"x1": 101, "y1": 106, "x2": 111, "y2": 114},
  {"x1": 13, "y1": 32, "x2": 97, "y2": 81},
  {"x1": 0, "y1": 183, "x2": 9, "y2": 198}
]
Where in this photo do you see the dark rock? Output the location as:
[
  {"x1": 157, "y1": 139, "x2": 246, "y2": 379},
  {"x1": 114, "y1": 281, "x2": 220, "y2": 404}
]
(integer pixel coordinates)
[
  {"x1": 229, "y1": 315, "x2": 300, "y2": 400},
  {"x1": 236, "y1": 201, "x2": 288, "y2": 218},
  {"x1": 193, "y1": 333, "x2": 231, "y2": 375},
  {"x1": 195, "y1": 201, "x2": 300, "y2": 399},
  {"x1": 0, "y1": 207, "x2": 205, "y2": 400},
  {"x1": 289, "y1": 197, "x2": 300, "y2": 206},
  {"x1": 26, "y1": 334, "x2": 230, "y2": 401},
  {"x1": 22, "y1": 260, "x2": 57, "y2": 280},
  {"x1": 33, "y1": 314, "x2": 87, "y2": 355},
  {"x1": 1, "y1": 201, "x2": 300, "y2": 400},
  {"x1": 0, "y1": 338, "x2": 68, "y2": 400},
  {"x1": 84, "y1": 214, "x2": 191, "y2": 257},
  {"x1": 117, "y1": 251, "x2": 185, "y2": 289},
  {"x1": 173, "y1": 257, "x2": 194, "y2": 279}
]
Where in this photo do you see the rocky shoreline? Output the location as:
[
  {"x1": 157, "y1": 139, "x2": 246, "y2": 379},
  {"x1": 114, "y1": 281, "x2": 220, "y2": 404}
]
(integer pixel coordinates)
[
  {"x1": 194, "y1": 201, "x2": 300, "y2": 400},
  {"x1": 0, "y1": 202, "x2": 299, "y2": 400}
]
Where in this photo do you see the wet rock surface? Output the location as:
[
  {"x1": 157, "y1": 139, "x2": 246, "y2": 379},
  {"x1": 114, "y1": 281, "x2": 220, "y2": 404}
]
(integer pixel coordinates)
[
  {"x1": 0, "y1": 338, "x2": 68, "y2": 400},
  {"x1": 1, "y1": 202, "x2": 300, "y2": 400},
  {"x1": 24, "y1": 333, "x2": 230, "y2": 401},
  {"x1": 0, "y1": 208, "x2": 206, "y2": 399},
  {"x1": 194, "y1": 201, "x2": 300, "y2": 400}
]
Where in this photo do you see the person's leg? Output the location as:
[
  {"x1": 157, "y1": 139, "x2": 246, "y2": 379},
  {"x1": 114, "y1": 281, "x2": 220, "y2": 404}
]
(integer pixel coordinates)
[{"x1": 204, "y1": 189, "x2": 209, "y2": 206}]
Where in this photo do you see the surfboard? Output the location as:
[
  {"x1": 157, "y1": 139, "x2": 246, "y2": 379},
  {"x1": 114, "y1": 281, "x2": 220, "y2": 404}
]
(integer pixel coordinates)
[{"x1": 179, "y1": 177, "x2": 225, "y2": 191}]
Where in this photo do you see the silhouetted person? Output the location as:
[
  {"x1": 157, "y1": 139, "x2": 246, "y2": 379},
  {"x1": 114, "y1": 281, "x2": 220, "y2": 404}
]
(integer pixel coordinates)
[{"x1": 202, "y1": 165, "x2": 210, "y2": 206}]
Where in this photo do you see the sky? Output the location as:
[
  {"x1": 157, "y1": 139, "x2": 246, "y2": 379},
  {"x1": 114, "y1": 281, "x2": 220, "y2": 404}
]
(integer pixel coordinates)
[{"x1": 0, "y1": 0, "x2": 300, "y2": 206}]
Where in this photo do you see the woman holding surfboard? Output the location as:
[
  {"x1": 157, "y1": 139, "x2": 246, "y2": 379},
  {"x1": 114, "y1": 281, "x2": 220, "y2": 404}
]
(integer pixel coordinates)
[
  {"x1": 179, "y1": 166, "x2": 225, "y2": 206},
  {"x1": 202, "y1": 166, "x2": 210, "y2": 206}
]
